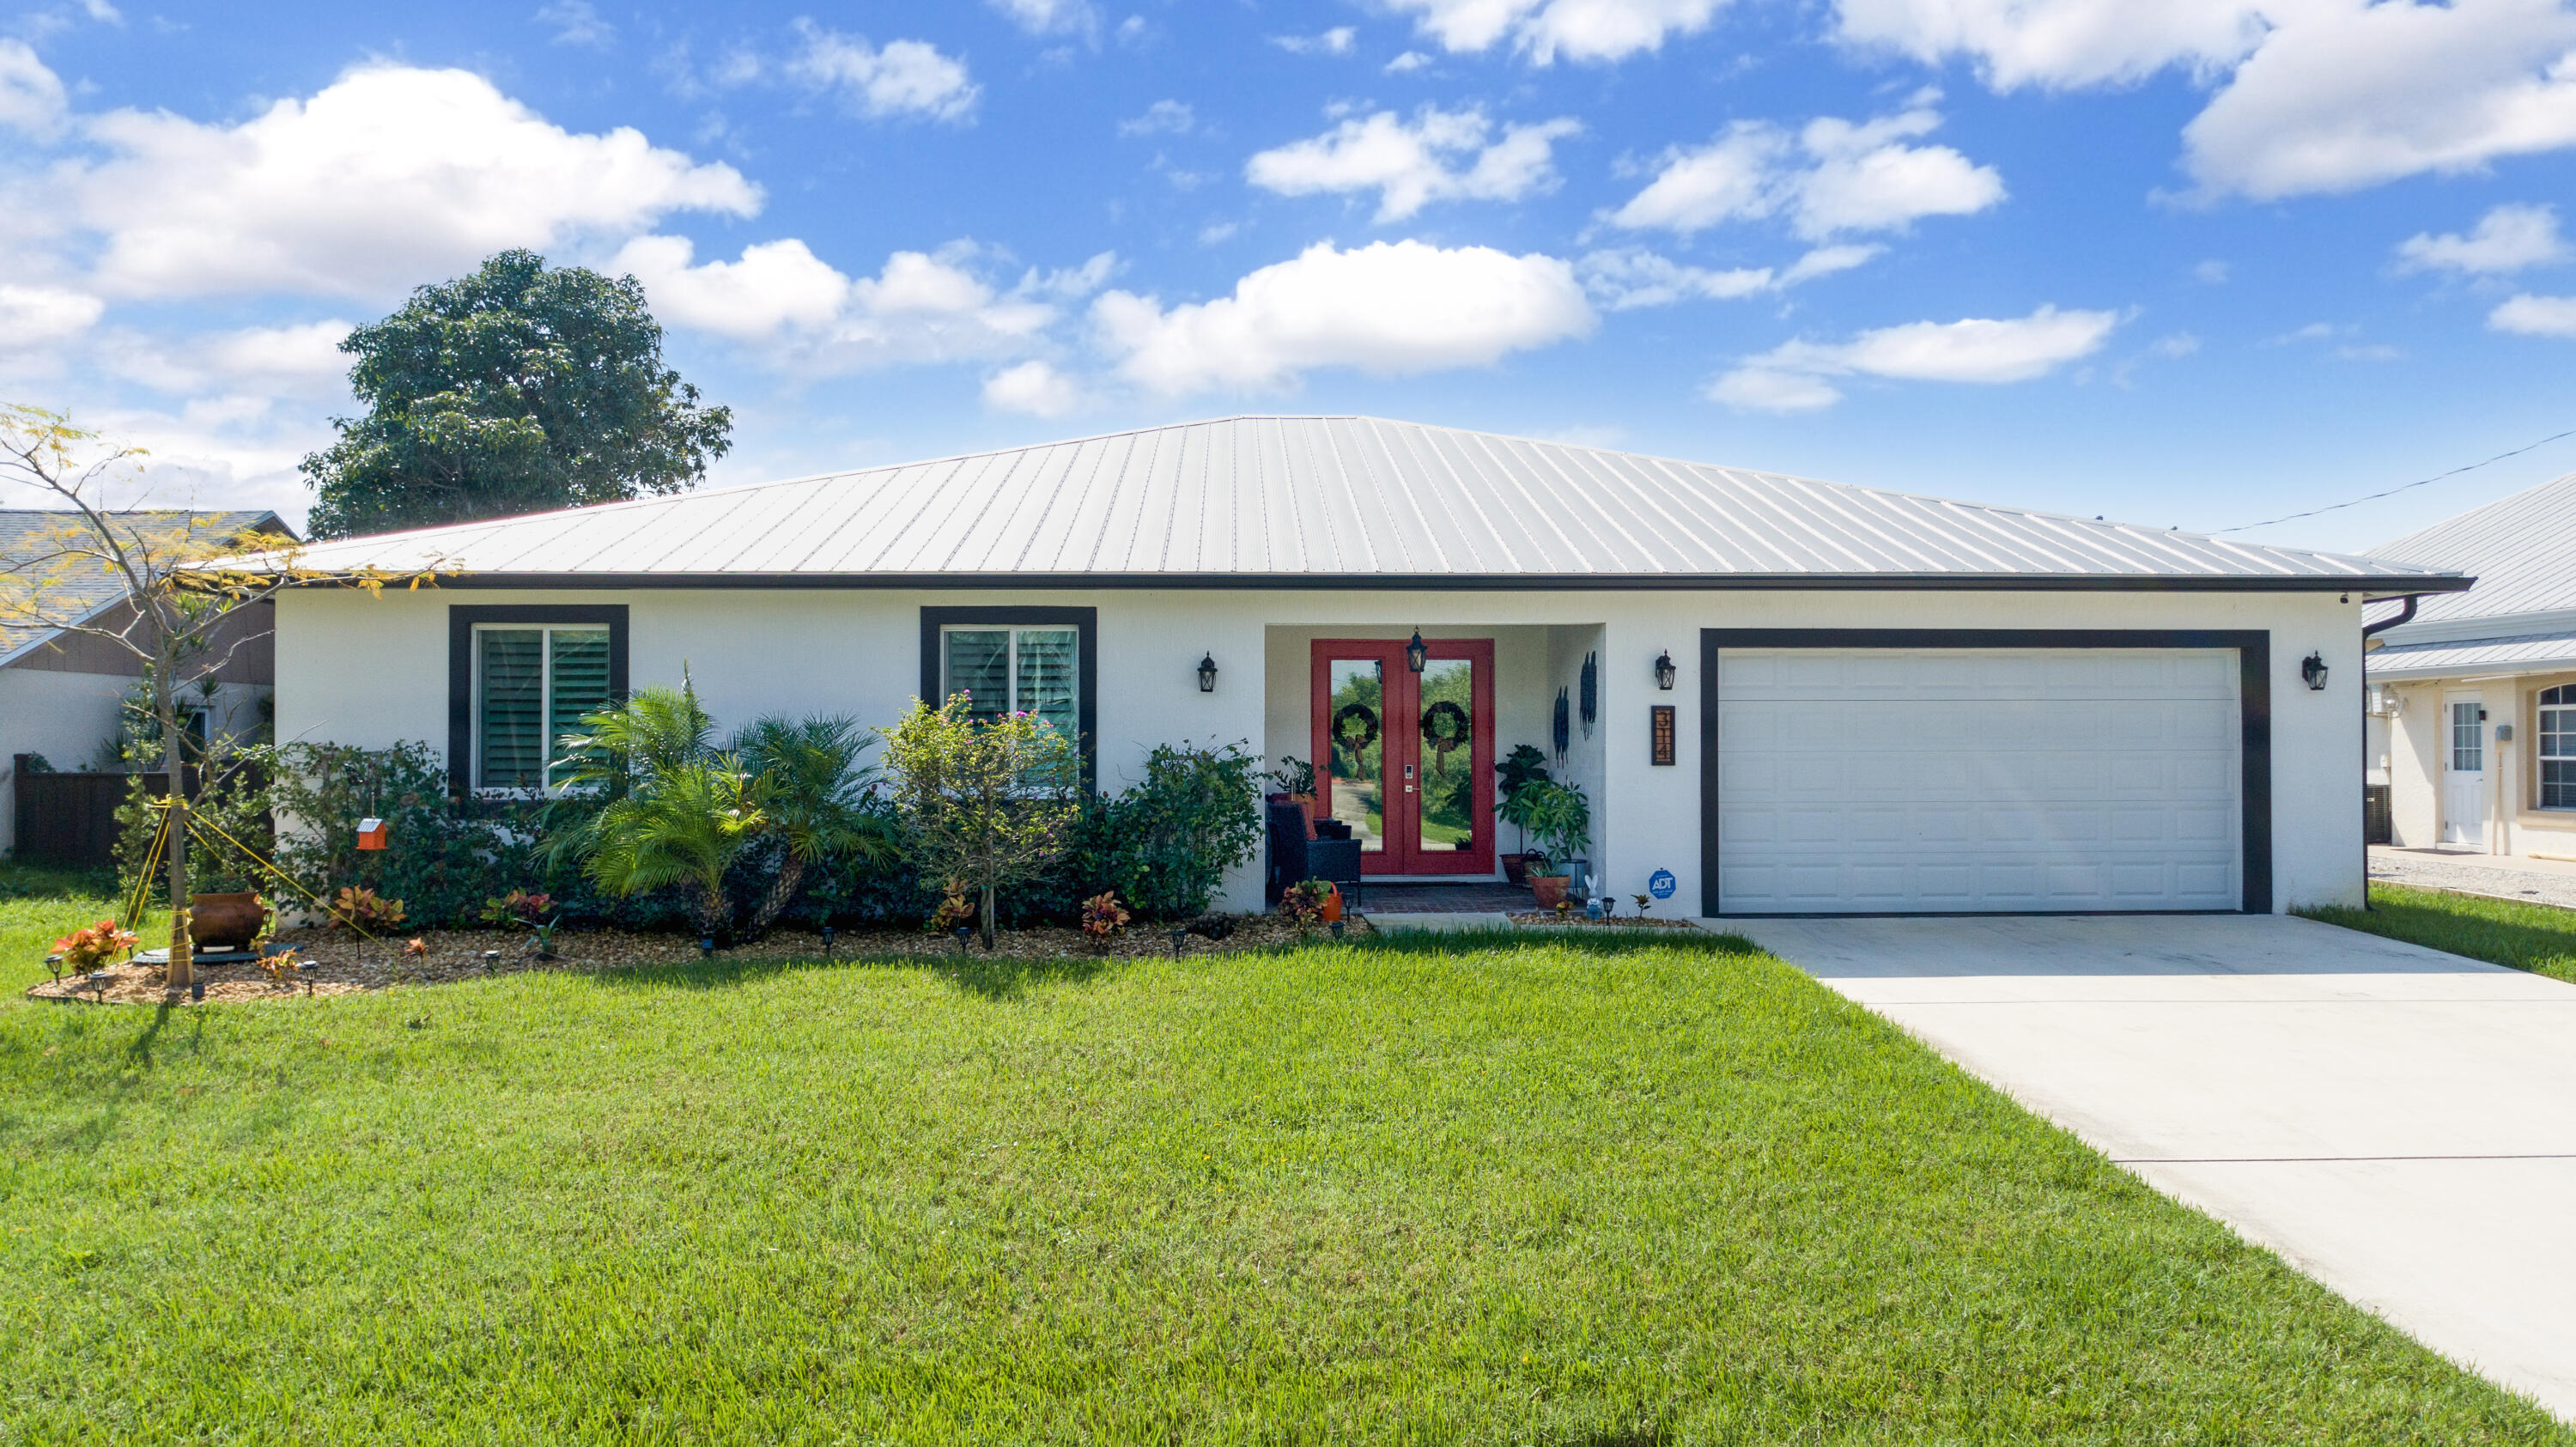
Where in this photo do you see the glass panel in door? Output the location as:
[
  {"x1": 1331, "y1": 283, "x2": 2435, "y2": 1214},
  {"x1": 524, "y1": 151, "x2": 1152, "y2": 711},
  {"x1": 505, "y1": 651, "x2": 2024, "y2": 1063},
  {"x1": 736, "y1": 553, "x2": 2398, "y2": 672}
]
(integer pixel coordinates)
[
  {"x1": 1417, "y1": 657, "x2": 1477, "y2": 857},
  {"x1": 1325, "y1": 659, "x2": 1387, "y2": 854}
]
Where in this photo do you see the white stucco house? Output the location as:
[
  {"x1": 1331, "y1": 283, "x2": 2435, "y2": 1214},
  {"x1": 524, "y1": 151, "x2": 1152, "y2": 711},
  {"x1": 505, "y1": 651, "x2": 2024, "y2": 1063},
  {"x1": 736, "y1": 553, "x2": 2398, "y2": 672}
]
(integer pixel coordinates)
[
  {"x1": 262, "y1": 416, "x2": 2465, "y2": 918},
  {"x1": 2, "y1": 508, "x2": 287, "y2": 857},
  {"x1": 2365, "y1": 470, "x2": 2576, "y2": 859}
]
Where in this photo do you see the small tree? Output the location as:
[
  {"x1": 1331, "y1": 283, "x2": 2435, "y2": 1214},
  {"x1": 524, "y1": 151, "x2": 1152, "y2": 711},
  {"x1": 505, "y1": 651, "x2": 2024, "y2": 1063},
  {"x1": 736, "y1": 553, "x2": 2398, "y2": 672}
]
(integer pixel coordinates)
[
  {"x1": 0, "y1": 404, "x2": 433, "y2": 988},
  {"x1": 731, "y1": 714, "x2": 899, "y2": 938},
  {"x1": 552, "y1": 681, "x2": 754, "y2": 939},
  {"x1": 880, "y1": 695, "x2": 1080, "y2": 949}
]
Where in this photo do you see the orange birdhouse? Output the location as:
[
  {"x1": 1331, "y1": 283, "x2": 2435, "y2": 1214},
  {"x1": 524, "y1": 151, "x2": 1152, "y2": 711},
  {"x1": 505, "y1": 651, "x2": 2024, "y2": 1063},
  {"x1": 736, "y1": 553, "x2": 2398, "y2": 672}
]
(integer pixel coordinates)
[{"x1": 356, "y1": 817, "x2": 389, "y2": 851}]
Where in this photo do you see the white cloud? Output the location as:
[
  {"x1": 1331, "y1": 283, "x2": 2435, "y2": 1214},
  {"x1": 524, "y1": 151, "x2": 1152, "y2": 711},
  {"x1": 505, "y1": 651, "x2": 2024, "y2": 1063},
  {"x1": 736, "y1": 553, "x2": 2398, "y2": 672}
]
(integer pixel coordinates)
[
  {"x1": 991, "y1": 0, "x2": 1100, "y2": 38},
  {"x1": 1119, "y1": 100, "x2": 1193, "y2": 136},
  {"x1": 0, "y1": 39, "x2": 69, "y2": 134},
  {"x1": 1091, "y1": 239, "x2": 1595, "y2": 393},
  {"x1": 1380, "y1": 0, "x2": 1728, "y2": 64},
  {"x1": 0, "y1": 284, "x2": 104, "y2": 349},
  {"x1": 1577, "y1": 242, "x2": 1878, "y2": 308},
  {"x1": 1832, "y1": 0, "x2": 2268, "y2": 91},
  {"x1": 1387, "y1": 49, "x2": 1436, "y2": 71},
  {"x1": 612, "y1": 234, "x2": 1113, "y2": 371},
  {"x1": 1710, "y1": 304, "x2": 2119, "y2": 410},
  {"x1": 1274, "y1": 27, "x2": 1358, "y2": 54},
  {"x1": 2398, "y1": 203, "x2": 2570, "y2": 274},
  {"x1": 983, "y1": 359, "x2": 1084, "y2": 416},
  {"x1": 1835, "y1": 0, "x2": 2576, "y2": 200},
  {"x1": 1610, "y1": 105, "x2": 2002, "y2": 240},
  {"x1": 59, "y1": 64, "x2": 757, "y2": 299},
  {"x1": 100, "y1": 319, "x2": 355, "y2": 394},
  {"x1": 2151, "y1": 331, "x2": 2202, "y2": 356},
  {"x1": 2184, "y1": 0, "x2": 2576, "y2": 198},
  {"x1": 2491, "y1": 292, "x2": 2576, "y2": 336},
  {"x1": 785, "y1": 21, "x2": 979, "y2": 123},
  {"x1": 2193, "y1": 258, "x2": 2231, "y2": 283},
  {"x1": 1246, "y1": 106, "x2": 1582, "y2": 222},
  {"x1": 536, "y1": 0, "x2": 613, "y2": 47}
]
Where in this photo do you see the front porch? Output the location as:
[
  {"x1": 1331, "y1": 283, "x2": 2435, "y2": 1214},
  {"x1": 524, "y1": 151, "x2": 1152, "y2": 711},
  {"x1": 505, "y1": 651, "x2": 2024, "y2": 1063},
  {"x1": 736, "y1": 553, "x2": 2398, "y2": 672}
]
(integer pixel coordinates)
[{"x1": 1261, "y1": 623, "x2": 1608, "y2": 888}]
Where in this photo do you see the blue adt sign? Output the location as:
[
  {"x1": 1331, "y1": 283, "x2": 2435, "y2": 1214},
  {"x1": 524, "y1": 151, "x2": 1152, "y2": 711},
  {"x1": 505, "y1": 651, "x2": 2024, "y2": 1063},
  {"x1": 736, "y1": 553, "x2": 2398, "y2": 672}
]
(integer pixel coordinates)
[{"x1": 1647, "y1": 869, "x2": 1677, "y2": 900}]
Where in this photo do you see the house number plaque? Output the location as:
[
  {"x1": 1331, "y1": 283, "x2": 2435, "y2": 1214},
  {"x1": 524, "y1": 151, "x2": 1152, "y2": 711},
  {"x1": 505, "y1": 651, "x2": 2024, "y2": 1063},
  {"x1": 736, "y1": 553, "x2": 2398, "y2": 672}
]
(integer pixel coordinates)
[{"x1": 1649, "y1": 705, "x2": 1676, "y2": 766}]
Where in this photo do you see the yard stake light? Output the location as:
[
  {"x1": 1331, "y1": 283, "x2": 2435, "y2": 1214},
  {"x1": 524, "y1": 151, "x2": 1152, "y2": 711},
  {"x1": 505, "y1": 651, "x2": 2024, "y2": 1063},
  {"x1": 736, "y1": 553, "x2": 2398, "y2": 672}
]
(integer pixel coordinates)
[
  {"x1": 699, "y1": 935, "x2": 716, "y2": 960},
  {"x1": 190, "y1": 978, "x2": 204, "y2": 1003},
  {"x1": 1170, "y1": 927, "x2": 1188, "y2": 958},
  {"x1": 954, "y1": 926, "x2": 973, "y2": 955},
  {"x1": 1329, "y1": 920, "x2": 1344, "y2": 940},
  {"x1": 820, "y1": 924, "x2": 835, "y2": 958}
]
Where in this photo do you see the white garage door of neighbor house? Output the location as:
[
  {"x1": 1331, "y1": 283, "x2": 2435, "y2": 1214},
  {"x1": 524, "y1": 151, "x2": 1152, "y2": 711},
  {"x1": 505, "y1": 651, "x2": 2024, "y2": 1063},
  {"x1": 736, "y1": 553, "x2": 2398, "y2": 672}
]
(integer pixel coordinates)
[{"x1": 1716, "y1": 648, "x2": 2242, "y2": 914}]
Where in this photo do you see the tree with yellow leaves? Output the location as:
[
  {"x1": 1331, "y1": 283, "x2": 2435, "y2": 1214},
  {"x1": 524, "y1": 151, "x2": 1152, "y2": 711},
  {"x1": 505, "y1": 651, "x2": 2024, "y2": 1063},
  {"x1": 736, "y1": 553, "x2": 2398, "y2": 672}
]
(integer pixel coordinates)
[{"x1": 0, "y1": 404, "x2": 440, "y2": 988}]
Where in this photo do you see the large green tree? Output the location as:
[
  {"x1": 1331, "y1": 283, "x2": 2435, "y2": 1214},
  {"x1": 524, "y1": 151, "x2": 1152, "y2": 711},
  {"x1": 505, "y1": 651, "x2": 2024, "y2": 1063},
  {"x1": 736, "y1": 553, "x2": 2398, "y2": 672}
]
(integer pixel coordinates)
[{"x1": 302, "y1": 250, "x2": 732, "y2": 538}]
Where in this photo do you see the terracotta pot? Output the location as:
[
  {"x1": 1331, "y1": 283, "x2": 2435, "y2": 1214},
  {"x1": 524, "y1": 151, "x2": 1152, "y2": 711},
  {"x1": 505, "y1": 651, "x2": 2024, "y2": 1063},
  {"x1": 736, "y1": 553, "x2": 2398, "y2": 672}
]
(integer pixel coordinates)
[
  {"x1": 1501, "y1": 853, "x2": 1530, "y2": 886},
  {"x1": 189, "y1": 892, "x2": 267, "y2": 951},
  {"x1": 1530, "y1": 874, "x2": 1571, "y2": 909}
]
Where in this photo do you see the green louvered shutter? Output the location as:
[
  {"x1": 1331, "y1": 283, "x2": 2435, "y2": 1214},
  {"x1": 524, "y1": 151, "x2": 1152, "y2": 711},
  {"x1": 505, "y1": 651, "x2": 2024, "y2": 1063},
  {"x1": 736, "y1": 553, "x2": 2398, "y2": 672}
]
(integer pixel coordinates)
[
  {"x1": 548, "y1": 629, "x2": 612, "y2": 787},
  {"x1": 477, "y1": 629, "x2": 544, "y2": 790}
]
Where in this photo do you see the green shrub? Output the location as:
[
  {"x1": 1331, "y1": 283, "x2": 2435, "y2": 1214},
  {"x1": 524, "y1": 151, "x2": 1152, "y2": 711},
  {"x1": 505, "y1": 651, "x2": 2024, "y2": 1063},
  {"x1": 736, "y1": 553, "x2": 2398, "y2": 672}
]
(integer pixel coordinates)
[
  {"x1": 1092, "y1": 740, "x2": 1264, "y2": 921},
  {"x1": 264, "y1": 741, "x2": 544, "y2": 927},
  {"x1": 113, "y1": 748, "x2": 276, "y2": 901}
]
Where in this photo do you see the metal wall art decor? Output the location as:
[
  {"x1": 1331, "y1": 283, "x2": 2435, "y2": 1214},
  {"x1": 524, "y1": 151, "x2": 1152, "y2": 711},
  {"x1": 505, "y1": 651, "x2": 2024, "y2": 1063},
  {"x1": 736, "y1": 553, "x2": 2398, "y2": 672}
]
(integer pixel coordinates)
[
  {"x1": 1649, "y1": 705, "x2": 1676, "y2": 766},
  {"x1": 1552, "y1": 687, "x2": 1571, "y2": 766},
  {"x1": 1579, "y1": 652, "x2": 1598, "y2": 738}
]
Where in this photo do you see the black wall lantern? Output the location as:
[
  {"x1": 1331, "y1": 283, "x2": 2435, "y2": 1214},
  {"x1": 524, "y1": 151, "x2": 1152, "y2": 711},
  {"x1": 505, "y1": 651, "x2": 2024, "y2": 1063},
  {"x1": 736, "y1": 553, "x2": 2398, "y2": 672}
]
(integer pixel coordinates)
[
  {"x1": 1653, "y1": 650, "x2": 1677, "y2": 690},
  {"x1": 1197, "y1": 652, "x2": 1218, "y2": 692},
  {"x1": 2301, "y1": 652, "x2": 2330, "y2": 690},
  {"x1": 1405, "y1": 629, "x2": 1428, "y2": 673}
]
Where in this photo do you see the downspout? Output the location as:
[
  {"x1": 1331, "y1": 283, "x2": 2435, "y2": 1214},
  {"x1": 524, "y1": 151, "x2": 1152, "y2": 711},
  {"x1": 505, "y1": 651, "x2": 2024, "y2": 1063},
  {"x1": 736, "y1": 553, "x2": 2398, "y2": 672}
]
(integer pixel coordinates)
[{"x1": 2358, "y1": 594, "x2": 2427, "y2": 909}]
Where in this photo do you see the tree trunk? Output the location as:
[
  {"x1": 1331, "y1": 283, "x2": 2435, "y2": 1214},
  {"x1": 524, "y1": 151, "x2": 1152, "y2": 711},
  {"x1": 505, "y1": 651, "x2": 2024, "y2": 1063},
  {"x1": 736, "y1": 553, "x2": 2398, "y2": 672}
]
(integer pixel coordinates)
[
  {"x1": 980, "y1": 884, "x2": 996, "y2": 951},
  {"x1": 696, "y1": 880, "x2": 730, "y2": 942},
  {"x1": 157, "y1": 665, "x2": 192, "y2": 989},
  {"x1": 746, "y1": 855, "x2": 804, "y2": 940}
]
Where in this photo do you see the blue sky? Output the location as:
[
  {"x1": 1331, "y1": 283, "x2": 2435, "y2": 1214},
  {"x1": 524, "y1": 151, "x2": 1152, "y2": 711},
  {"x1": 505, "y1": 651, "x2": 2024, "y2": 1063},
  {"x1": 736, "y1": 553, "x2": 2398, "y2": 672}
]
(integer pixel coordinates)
[{"x1": 5, "y1": 0, "x2": 2576, "y2": 554}]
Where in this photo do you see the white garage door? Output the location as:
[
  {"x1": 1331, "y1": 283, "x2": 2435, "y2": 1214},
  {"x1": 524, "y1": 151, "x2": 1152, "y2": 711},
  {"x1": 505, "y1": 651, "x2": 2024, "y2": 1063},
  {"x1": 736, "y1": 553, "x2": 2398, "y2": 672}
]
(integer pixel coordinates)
[{"x1": 1716, "y1": 648, "x2": 2242, "y2": 914}]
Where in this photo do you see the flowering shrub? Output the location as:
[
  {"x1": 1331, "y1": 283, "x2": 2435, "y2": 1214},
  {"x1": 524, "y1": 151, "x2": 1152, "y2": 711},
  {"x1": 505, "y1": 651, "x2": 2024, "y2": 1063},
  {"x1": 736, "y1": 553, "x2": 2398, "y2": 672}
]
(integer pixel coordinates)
[
  {"x1": 331, "y1": 886, "x2": 408, "y2": 933},
  {"x1": 52, "y1": 919, "x2": 137, "y2": 973},
  {"x1": 1080, "y1": 891, "x2": 1130, "y2": 944}
]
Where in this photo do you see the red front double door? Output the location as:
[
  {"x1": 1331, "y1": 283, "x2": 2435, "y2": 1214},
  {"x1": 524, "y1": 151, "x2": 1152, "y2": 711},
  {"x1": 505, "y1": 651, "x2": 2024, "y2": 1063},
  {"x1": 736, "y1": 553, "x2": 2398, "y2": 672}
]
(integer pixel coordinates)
[{"x1": 1310, "y1": 638, "x2": 1495, "y2": 876}]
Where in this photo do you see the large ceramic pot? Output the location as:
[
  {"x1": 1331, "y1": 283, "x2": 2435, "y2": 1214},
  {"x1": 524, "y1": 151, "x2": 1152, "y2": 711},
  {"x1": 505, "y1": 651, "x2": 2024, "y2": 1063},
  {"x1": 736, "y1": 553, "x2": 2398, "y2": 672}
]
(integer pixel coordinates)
[
  {"x1": 1500, "y1": 853, "x2": 1530, "y2": 886},
  {"x1": 189, "y1": 892, "x2": 267, "y2": 951},
  {"x1": 1529, "y1": 874, "x2": 1571, "y2": 909}
]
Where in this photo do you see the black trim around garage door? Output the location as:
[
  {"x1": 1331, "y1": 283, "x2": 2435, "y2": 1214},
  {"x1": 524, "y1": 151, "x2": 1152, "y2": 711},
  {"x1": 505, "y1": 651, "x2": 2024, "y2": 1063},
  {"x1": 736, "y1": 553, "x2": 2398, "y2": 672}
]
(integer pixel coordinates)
[
  {"x1": 1698, "y1": 629, "x2": 2271, "y2": 916},
  {"x1": 447, "y1": 605, "x2": 630, "y2": 799}
]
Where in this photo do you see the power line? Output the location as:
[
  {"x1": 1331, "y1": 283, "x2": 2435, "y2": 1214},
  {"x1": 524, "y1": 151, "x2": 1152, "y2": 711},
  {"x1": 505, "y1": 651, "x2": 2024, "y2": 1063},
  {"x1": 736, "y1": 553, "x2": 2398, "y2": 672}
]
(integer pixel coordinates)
[{"x1": 2212, "y1": 424, "x2": 2576, "y2": 535}]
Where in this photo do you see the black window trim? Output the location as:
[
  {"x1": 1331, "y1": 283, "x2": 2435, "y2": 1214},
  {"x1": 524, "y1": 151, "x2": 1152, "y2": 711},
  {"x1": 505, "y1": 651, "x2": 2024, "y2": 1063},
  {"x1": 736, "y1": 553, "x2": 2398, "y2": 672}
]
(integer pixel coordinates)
[
  {"x1": 919, "y1": 605, "x2": 1098, "y2": 793},
  {"x1": 1698, "y1": 628, "x2": 2272, "y2": 917},
  {"x1": 447, "y1": 605, "x2": 630, "y2": 799}
]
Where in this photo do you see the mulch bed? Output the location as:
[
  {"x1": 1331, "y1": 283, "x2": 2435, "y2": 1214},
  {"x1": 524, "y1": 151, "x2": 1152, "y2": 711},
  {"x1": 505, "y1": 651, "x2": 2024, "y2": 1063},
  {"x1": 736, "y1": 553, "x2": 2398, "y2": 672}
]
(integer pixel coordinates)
[
  {"x1": 24, "y1": 914, "x2": 1340, "y2": 1007},
  {"x1": 1505, "y1": 912, "x2": 1700, "y2": 930}
]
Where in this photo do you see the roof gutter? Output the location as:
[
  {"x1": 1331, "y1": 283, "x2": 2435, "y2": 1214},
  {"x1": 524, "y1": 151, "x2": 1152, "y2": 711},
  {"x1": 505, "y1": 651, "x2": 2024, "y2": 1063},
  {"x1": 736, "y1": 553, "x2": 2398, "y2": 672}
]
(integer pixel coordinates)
[
  {"x1": 277, "y1": 570, "x2": 2481, "y2": 594},
  {"x1": 2362, "y1": 594, "x2": 2422, "y2": 641}
]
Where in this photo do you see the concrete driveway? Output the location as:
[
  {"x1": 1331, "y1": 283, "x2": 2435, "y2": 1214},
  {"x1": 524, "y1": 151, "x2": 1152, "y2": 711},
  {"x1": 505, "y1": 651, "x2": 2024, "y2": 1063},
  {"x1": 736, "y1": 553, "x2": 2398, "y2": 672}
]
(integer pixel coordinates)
[{"x1": 1728, "y1": 914, "x2": 2576, "y2": 1420}]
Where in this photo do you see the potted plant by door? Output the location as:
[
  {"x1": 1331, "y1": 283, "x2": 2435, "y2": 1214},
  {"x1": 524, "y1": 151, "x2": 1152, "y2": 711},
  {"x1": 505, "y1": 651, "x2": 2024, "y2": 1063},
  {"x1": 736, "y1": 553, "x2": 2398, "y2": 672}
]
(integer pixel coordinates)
[
  {"x1": 1268, "y1": 756, "x2": 1320, "y2": 836},
  {"x1": 1494, "y1": 745, "x2": 1551, "y2": 885},
  {"x1": 1520, "y1": 779, "x2": 1591, "y2": 909}
]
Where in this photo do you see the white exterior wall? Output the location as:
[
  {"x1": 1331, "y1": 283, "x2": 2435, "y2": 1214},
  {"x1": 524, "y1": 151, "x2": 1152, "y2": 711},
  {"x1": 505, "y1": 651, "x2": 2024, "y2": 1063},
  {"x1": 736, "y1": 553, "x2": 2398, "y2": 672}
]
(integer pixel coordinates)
[
  {"x1": 0, "y1": 669, "x2": 270, "y2": 855},
  {"x1": 276, "y1": 585, "x2": 2366, "y2": 915}
]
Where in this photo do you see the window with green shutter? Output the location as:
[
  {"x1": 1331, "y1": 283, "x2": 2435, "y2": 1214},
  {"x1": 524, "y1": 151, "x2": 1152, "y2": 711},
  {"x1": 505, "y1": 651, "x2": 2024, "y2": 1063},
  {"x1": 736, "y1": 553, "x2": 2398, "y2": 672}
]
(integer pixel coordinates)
[
  {"x1": 475, "y1": 623, "x2": 614, "y2": 792},
  {"x1": 941, "y1": 625, "x2": 1078, "y2": 739}
]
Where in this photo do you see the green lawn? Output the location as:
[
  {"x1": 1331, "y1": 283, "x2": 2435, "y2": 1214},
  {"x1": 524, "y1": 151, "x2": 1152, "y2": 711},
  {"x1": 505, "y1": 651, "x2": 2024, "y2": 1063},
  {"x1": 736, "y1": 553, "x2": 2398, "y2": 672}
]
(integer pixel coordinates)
[
  {"x1": 4, "y1": 872, "x2": 2566, "y2": 1443},
  {"x1": 2302, "y1": 883, "x2": 2576, "y2": 984}
]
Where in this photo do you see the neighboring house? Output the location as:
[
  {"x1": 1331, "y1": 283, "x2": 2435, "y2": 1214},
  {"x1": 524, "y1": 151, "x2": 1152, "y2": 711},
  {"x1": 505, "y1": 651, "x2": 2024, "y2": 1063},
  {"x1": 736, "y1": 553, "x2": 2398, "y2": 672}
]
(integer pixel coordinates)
[
  {"x1": 0, "y1": 509, "x2": 291, "y2": 856},
  {"x1": 264, "y1": 416, "x2": 2462, "y2": 918},
  {"x1": 2364, "y1": 471, "x2": 2576, "y2": 858}
]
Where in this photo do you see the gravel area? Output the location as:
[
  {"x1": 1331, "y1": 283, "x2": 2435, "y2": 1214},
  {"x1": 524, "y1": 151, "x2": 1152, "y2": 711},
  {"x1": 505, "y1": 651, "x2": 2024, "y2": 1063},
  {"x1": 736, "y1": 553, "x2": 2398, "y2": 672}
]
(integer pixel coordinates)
[
  {"x1": 2369, "y1": 854, "x2": 2576, "y2": 910},
  {"x1": 25, "y1": 914, "x2": 1336, "y2": 1007}
]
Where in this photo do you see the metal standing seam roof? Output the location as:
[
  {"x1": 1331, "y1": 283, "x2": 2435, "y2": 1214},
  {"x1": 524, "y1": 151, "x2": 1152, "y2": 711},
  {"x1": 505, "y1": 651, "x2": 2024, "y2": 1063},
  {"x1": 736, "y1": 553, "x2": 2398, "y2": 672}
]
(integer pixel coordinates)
[
  {"x1": 258, "y1": 416, "x2": 2467, "y2": 593},
  {"x1": 2366, "y1": 631, "x2": 2576, "y2": 680},
  {"x1": 2365, "y1": 468, "x2": 2576, "y2": 625}
]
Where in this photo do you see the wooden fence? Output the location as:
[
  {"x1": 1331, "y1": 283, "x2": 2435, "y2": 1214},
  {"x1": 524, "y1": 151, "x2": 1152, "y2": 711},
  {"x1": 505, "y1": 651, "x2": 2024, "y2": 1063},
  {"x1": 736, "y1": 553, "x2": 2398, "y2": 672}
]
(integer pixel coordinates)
[{"x1": 12, "y1": 757, "x2": 198, "y2": 870}]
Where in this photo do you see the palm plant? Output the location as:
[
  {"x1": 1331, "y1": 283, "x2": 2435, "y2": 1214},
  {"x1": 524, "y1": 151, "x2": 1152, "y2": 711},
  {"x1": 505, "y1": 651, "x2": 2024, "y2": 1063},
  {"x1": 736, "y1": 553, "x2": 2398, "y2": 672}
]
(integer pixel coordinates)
[
  {"x1": 580, "y1": 751, "x2": 762, "y2": 937},
  {"x1": 731, "y1": 714, "x2": 898, "y2": 937}
]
